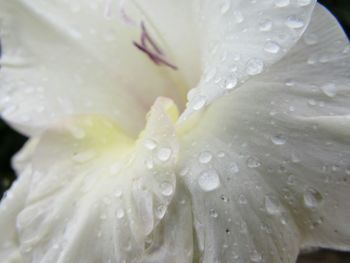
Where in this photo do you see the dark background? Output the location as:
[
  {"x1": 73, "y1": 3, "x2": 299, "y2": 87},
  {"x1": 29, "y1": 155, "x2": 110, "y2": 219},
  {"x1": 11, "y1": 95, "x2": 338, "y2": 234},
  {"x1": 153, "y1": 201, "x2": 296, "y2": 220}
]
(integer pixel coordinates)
[{"x1": 0, "y1": 1, "x2": 349, "y2": 262}]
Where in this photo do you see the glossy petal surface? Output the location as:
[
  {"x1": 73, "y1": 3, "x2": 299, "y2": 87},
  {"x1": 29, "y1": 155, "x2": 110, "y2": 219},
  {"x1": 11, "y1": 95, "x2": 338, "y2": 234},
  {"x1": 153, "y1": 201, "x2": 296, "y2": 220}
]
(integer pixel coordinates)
[
  {"x1": 0, "y1": 0, "x2": 198, "y2": 136},
  {"x1": 178, "y1": 5, "x2": 350, "y2": 262}
]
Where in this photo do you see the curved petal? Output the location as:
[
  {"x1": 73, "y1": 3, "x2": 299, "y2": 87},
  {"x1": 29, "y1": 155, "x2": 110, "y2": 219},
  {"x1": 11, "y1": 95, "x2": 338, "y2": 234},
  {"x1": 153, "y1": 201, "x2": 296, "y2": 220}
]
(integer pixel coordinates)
[
  {"x1": 1, "y1": 0, "x2": 318, "y2": 135},
  {"x1": 178, "y1": 4, "x2": 350, "y2": 262},
  {"x1": 0, "y1": 166, "x2": 31, "y2": 263},
  {"x1": 11, "y1": 138, "x2": 39, "y2": 174},
  {"x1": 0, "y1": 137, "x2": 38, "y2": 262},
  {"x1": 2, "y1": 98, "x2": 195, "y2": 262},
  {"x1": 122, "y1": 0, "x2": 202, "y2": 93},
  {"x1": 181, "y1": 0, "x2": 316, "y2": 119},
  {"x1": 0, "y1": 0, "x2": 199, "y2": 136}
]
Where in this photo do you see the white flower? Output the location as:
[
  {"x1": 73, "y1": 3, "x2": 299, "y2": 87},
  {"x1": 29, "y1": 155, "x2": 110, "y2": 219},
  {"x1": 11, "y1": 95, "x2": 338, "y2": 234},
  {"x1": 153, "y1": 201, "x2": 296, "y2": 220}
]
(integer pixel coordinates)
[{"x1": 0, "y1": 0, "x2": 350, "y2": 262}]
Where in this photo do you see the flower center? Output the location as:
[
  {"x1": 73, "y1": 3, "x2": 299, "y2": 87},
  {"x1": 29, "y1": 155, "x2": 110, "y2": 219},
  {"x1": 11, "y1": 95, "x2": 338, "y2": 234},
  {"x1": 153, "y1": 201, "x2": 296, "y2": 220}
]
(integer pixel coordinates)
[
  {"x1": 117, "y1": 2, "x2": 201, "y2": 125},
  {"x1": 129, "y1": 19, "x2": 198, "y2": 115}
]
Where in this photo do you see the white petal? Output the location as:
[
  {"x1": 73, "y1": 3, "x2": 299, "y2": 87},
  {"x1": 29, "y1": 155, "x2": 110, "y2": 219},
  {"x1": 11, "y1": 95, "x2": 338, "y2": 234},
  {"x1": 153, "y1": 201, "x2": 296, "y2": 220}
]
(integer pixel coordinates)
[
  {"x1": 177, "y1": 4, "x2": 350, "y2": 262},
  {"x1": 11, "y1": 138, "x2": 39, "y2": 175},
  {"x1": 1, "y1": 0, "x2": 318, "y2": 135},
  {"x1": 0, "y1": 138, "x2": 38, "y2": 262},
  {"x1": 0, "y1": 0, "x2": 197, "y2": 136},
  {"x1": 0, "y1": 166, "x2": 31, "y2": 263},
  {"x1": 2, "y1": 98, "x2": 194, "y2": 262},
  {"x1": 121, "y1": 0, "x2": 202, "y2": 91},
  {"x1": 181, "y1": 0, "x2": 316, "y2": 119}
]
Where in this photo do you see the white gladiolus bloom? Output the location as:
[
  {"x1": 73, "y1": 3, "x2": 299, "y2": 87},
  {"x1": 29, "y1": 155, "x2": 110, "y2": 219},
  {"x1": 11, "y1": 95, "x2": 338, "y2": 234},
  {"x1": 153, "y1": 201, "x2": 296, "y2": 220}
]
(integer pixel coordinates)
[{"x1": 0, "y1": 0, "x2": 350, "y2": 262}]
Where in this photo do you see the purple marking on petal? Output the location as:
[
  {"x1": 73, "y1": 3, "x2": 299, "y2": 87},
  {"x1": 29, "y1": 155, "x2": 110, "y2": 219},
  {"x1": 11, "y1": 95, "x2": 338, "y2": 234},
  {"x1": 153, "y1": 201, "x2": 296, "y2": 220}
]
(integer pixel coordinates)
[
  {"x1": 133, "y1": 22, "x2": 178, "y2": 70},
  {"x1": 133, "y1": 41, "x2": 161, "y2": 64},
  {"x1": 118, "y1": 0, "x2": 137, "y2": 26},
  {"x1": 141, "y1": 22, "x2": 163, "y2": 55},
  {"x1": 133, "y1": 41, "x2": 178, "y2": 70}
]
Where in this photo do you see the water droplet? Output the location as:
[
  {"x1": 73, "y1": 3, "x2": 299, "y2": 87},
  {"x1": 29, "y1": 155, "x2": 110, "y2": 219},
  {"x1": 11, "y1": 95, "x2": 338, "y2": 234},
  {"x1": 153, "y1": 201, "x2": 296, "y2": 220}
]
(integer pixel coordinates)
[
  {"x1": 233, "y1": 11, "x2": 244, "y2": 23},
  {"x1": 271, "y1": 134, "x2": 287, "y2": 145},
  {"x1": 291, "y1": 152, "x2": 300, "y2": 163},
  {"x1": 250, "y1": 250, "x2": 262, "y2": 262},
  {"x1": 123, "y1": 241, "x2": 132, "y2": 251},
  {"x1": 144, "y1": 139, "x2": 157, "y2": 150},
  {"x1": 160, "y1": 181, "x2": 174, "y2": 196},
  {"x1": 281, "y1": 216, "x2": 288, "y2": 225},
  {"x1": 68, "y1": 28, "x2": 82, "y2": 39},
  {"x1": 320, "y1": 83, "x2": 337, "y2": 98},
  {"x1": 157, "y1": 147, "x2": 172, "y2": 162},
  {"x1": 246, "y1": 58, "x2": 264, "y2": 76},
  {"x1": 264, "y1": 41, "x2": 281, "y2": 54},
  {"x1": 204, "y1": 68, "x2": 216, "y2": 82},
  {"x1": 311, "y1": 216, "x2": 324, "y2": 229},
  {"x1": 116, "y1": 208, "x2": 125, "y2": 219},
  {"x1": 308, "y1": 99, "x2": 317, "y2": 106},
  {"x1": 145, "y1": 159, "x2": 154, "y2": 170},
  {"x1": 229, "y1": 162, "x2": 240, "y2": 174},
  {"x1": 225, "y1": 78, "x2": 238, "y2": 90},
  {"x1": 198, "y1": 151, "x2": 213, "y2": 164},
  {"x1": 217, "y1": 151, "x2": 226, "y2": 158},
  {"x1": 209, "y1": 208, "x2": 218, "y2": 218},
  {"x1": 303, "y1": 187, "x2": 323, "y2": 208},
  {"x1": 155, "y1": 205, "x2": 167, "y2": 219},
  {"x1": 187, "y1": 88, "x2": 198, "y2": 100},
  {"x1": 275, "y1": 0, "x2": 290, "y2": 7},
  {"x1": 297, "y1": 0, "x2": 312, "y2": 6},
  {"x1": 179, "y1": 167, "x2": 189, "y2": 176},
  {"x1": 264, "y1": 195, "x2": 281, "y2": 215},
  {"x1": 238, "y1": 194, "x2": 247, "y2": 204},
  {"x1": 233, "y1": 54, "x2": 241, "y2": 62},
  {"x1": 286, "y1": 15, "x2": 305, "y2": 29},
  {"x1": 319, "y1": 53, "x2": 330, "y2": 63},
  {"x1": 3, "y1": 104, "x2": 18, "y2": 116},
  {"x1": 239, "y1": 220, "x2": 248, "y2": 233},
  {"x1": 114, "y1": 189, "x2": 123, "y2": 198},
  {"x1": 53, "y1": 244, "x2": 60, "y2": 250},
  {"x1": 69, "y1": 126, "x2": 86, "y2": 139},
  {"x1": 220, "y1": 0, "x2": 231, "y2": 14},
  {"x1": 259, "y1": 19, "x2": 272, "y2": 32},
  {"x1": 22, "y1": 245, "x2": 33, "y2": 253},
  {"x1": 346, "y1": 167, "x2": 350, "y2": 175},
  {"x1": 287, "y1": 174, "x2": 296, "y2": 185},
  {"x1": 285, "y1": 79, "x2": 295, "y2": 87},
  {"x1": 73, "y1": 150, "x2": 96, "y2": 163},
  {"x1": 304, "y1": 33, "x2": 318, "y2": 45},
  {"x1": 198, "y1": 170, "x2": 221, "y2": 192},
  {"x1": 192, "y1": 95, "x2": 207, "y2": 111},
  {"x1": 246, "y1": 156, "x2": 261, "y2": 168},
  {"x1": 220, "y1": 194, "x2": 230, "y2": 202},
  {"x1": 332, "y1": 164, "x2": 339, "y2": 172}
]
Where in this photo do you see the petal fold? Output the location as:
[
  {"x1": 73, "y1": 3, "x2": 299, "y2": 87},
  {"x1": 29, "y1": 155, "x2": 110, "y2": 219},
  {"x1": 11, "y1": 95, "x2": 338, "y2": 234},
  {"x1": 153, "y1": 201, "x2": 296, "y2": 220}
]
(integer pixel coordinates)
[
  {"x1": 1, "y1": 98, "x2": 195, "y2": 262},
  {"x1": 178, "y1": 4, "x2": 350, "y2": 262},
  {"x1": 181, "y1": 0, "x2": 316, "y2": 119},
  {"x1": 0, "y1": 0, "x2": 195, "y2": 136}
]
